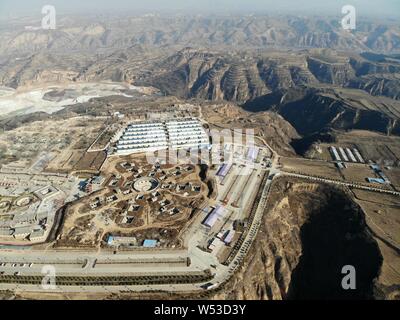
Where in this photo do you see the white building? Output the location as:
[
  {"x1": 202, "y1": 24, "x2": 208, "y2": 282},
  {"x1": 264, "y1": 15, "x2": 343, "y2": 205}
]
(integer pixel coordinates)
[
  {"x1": 116, "y1": 118, "x2": 209, "y2": 155},
  {"x1": 29, "y1": 229, "x2": 46, "y2": 242},
  {"x1": 345, "y1": 148, "x2": 357, "y2": 163},
  {"x1": 329, "y1": 146, "x2": 341, "y2": 162},
  {"x1": 338, "y1": 147, "x2": 349, "y2": 162}
]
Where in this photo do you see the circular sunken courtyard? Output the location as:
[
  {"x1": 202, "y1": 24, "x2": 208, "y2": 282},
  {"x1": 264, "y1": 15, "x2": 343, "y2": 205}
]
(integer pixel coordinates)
[
  {"x1": 133, "y1": 177, "x2": 159, "y2": 193},
  {"x1": 15, "y1": 196, "x2": 34, "y2": 207}
]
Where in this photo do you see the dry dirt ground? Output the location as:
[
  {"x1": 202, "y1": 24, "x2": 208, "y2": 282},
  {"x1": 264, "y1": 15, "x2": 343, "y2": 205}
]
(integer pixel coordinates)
[
  {"x1": 305, "y1": 130, "x2": 400, "y2": 166},
  {"x1": 280, "y1": 156, "x2": 396, "y2": 191},
  {"x1": 280, "y1": 156, "x2": 343, "y2": 179},
  {"x1": 201, "y1": 103, "x2": 299, "y2": 156},
  {"x1": 55, "y1": 155, "x2": 210, "y2": 248},
  {"x1": 211, "y1": 178, "x2": 398, "y2": 300},
  {"x1": 0, "y1": 116, "x2": 105, "y2": 170},
  {"x1": 8, "y1": 177, "x2": 399, "y2": 301},
  {"x1": 350, "y1": 189, "x2": 400, "y2": 299}
]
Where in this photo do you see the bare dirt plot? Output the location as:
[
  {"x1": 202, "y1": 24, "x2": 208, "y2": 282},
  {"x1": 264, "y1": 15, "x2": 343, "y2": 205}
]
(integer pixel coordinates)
[
  {"x1": 357, "y1": 144, "x2": 398, "y2": 164},
  {"x1": 0, "y1": 117, "x2": 105, "y2": 169},
  {"x1": 46, "y1": 149, "x2": 85, "y2": 172},
  {"x1": 56, "y1": 154, "x2": 210, "y2": 248},
  {"x1": 388, "y1": 144, "x2": 400, "y2": 161},
  {"x1": 334, "y1": 131, "x2": 400, "y2": 164},
  {"x1": 73, "y1": 151, "x2": 107, "y2": 172},
  {"x1": 306, "y1": 144, "x2": 333, "y2": 161},
  {"x1": 352, "y1": 189, "x2": 400, "y2": 207},
  {"x1": 384, "y1": 168, "x2": 400, "y2": 189},
  {"x1": 201, "y1": 103, "x2": 299, "y2": 156},
  {"x1": 280, "y1": 157, "x2": 343, "y2": 180},
  {"x1": 341, "y1": 163, "x2": 380, "y2": 184},
  {"x1": 375, "y1": 238, "x2": 400, "y2": 294},
  {"x1": 306, "y1": 131, "x2": 400, "y2": 165},
  {"x1": 352, "y1": 192, "x2": 400, "y2": 262},
  {"x1": 351, "y1": 189, "x2": 400, "y2": 291},
  {"x1": 90, "y1": 125, "x2": 115, "y2": 150}
]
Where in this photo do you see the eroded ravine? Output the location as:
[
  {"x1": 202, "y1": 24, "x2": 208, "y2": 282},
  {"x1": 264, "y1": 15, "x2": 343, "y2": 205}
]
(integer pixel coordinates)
[{"x1": 213, "y1": 178, "x2": 383, "y2": 300}]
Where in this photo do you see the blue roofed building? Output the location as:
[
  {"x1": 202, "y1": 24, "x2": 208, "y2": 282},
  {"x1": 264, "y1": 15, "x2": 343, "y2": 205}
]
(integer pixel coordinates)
[
  {"x1": 143, "y1": 239, "x2": 158, "y2": 248},
  {"x1": 367, "y1": 177, "x2": 386, "y2": 184},
  {"x1": 107, "y1": 235, "x2": 114, "y2": 245}
]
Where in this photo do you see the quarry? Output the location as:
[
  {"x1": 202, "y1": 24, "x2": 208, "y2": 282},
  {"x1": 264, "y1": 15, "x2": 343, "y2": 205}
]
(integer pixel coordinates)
[{"x1": 0, "y1": 82, "x2": 155, "y2": 118}]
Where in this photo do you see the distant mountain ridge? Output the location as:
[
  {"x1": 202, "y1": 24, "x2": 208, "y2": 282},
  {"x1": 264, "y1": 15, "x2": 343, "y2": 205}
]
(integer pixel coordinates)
[
  {"x1": 134, "y1": 48, "x2": 400, "y2": 136},
  {"x1": 1, "y1": 15, "x2": 400, "y2": 137},
  {"x1": 1, "y1": 15, "x2": 400, "y2": 58}
]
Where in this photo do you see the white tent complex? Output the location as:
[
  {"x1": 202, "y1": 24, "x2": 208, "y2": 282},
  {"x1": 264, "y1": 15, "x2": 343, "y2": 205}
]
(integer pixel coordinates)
[{"x1": 116, "y1": 118, "x2": 209, "y2": 155}]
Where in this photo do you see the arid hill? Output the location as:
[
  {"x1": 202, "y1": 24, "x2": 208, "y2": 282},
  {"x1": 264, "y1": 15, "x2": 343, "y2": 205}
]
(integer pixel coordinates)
[{"x1": 214, "y1": 178, "x2": 390, "y2": 300}]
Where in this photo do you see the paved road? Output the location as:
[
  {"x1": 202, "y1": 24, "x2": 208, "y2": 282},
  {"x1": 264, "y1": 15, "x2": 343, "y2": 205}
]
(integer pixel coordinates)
[
  {"x1": 282, "y1": 171, "x2": 400, "y2": 196},
  {"x1": 2, "y1": 134, "x2": 398, "y2": 295}
]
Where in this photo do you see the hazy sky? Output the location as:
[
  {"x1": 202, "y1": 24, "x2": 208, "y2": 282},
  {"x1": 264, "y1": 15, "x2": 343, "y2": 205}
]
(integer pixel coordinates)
[{"x1": 0, "y1": 0, "x2": 399, "y2": 18}]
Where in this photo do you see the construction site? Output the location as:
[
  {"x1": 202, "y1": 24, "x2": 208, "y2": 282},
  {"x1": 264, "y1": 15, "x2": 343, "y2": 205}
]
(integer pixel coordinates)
[
  {"x1": 56, "y1": 155, "x2": 209, "y2": 249},
  {"x1": 0, "y1": 172, "x2": 81, "y2": 245},
  {"x1": 0, "y1": 99, "x2": 398, "y2": 300},
  {"x1": 0, "y1": 102, "x2": 277, "y2": 295}
]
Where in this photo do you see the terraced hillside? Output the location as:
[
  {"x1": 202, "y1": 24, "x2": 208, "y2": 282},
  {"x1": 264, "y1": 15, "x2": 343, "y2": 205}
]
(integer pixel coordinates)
[{"x1": 135, "y1": 49, "x2": 319, "y2": 103}]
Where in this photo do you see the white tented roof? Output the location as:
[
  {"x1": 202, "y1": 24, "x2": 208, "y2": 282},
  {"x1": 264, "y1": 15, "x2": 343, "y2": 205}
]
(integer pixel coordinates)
[{"x1": 117, "y1": 118, "x2": 209, "y2": 155}]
